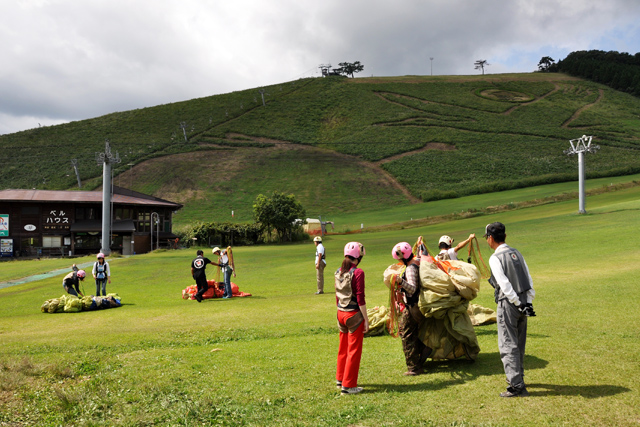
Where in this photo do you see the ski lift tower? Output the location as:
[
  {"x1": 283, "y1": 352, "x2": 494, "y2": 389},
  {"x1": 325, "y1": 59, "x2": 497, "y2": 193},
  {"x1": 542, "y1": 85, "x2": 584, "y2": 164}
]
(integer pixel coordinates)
[
  {"x1": 564, "y1": 135, "x2": 599, "y2": 214},
  {"x1": 96, "y1": 140, "x2": 121, "y2": 255}
]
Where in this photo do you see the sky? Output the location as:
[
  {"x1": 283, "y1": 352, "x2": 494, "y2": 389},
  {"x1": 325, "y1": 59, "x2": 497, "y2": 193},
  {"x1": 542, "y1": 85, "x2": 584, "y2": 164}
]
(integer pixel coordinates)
[{"x1": 1, "y1": 0, "x2": 639, "y2": 135}]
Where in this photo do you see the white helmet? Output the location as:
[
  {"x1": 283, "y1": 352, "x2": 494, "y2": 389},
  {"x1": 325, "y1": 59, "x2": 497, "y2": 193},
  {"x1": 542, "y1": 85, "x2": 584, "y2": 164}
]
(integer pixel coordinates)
[
  {"x1": 313, "y1": 236, "x2": 322, "y2": 242},
  {"x1": 439, "y1": 235, "x2": 453, "y2": 246}
]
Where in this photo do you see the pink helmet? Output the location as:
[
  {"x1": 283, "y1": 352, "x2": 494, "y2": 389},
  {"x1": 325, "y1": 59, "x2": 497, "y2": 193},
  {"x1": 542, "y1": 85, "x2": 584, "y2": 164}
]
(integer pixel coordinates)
[
  {"x1": 344, "y1": 241, "x2": 365, "y2": 259},
  {"x1": 77, "y1": 270, "x2": 86, "y2": 279},
  {"x1": 392, "y1": 242, "x2": 413, "y2": 260},
  {"x1": 97, "y1": 253, "x2": 105, "y2": 259}
]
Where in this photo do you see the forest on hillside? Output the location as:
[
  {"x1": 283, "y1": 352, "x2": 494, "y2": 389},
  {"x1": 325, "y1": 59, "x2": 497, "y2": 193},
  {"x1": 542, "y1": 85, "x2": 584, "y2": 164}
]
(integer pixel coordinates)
[{"x1": 551, "y1": 50, "x2": 640, "y2": 96}]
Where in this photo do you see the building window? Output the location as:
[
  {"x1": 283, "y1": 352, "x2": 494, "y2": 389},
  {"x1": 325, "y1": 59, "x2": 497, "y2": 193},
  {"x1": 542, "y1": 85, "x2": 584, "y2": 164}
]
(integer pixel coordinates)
[
  {"x1": 21, "y1": 237, "x2": 40, "y2": 247},
  {"x1": 43, "y1": 236, "x2": 62, "y2": 248},
  {"x1": 115, "y1": 208, "x2": 132, "y2": 220},
  {"x1": 76, "y1": 207, "x2": 99, "y2": 220}
]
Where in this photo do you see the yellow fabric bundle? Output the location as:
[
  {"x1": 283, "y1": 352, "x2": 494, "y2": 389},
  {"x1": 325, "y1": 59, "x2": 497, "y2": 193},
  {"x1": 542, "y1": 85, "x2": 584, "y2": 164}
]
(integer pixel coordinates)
[
  {"x1": 365, "y1": 306, "x2": 390, "y2": 337},
  {"x1": 417, "y1": 256, "x2": 481, "y2": 360}
]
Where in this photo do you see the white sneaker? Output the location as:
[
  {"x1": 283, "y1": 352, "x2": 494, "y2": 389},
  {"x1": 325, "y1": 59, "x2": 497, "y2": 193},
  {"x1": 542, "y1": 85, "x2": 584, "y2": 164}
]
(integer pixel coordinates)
[{"x1": 341, "y1": 386, "x2": 363, "y2": 395}]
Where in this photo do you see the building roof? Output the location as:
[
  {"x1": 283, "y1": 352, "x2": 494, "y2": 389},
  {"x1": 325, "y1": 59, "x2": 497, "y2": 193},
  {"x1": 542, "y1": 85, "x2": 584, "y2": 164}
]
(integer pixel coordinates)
[{"x1": 0, "y1": 186, "x2": 182, "y2": 209}]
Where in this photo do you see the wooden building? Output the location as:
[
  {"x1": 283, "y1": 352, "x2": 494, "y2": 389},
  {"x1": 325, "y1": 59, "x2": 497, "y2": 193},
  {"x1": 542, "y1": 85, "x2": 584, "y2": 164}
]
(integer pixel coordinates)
[{"x1": 0, "y1": 186, "x2": 182, "y2": 257}]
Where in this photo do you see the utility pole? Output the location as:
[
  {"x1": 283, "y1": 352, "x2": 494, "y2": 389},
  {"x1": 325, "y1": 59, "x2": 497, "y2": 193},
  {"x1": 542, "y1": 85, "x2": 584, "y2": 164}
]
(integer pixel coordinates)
[
  {"x1": 564, "y1": 135, "x2": 599, "y2": 214},
  {"x1": 430, "y1": 57, "x2": 433, "y2": 76},
  {"x1": 180, "y1": 122, "x2": 188, "y2": 142},
  {"x1": 258, "y1": 89, "x2": 267, "y2": 106},
  {"x1": 71, "y1": 159, "x2": 82, "y2": 188},
  {"x1": 150, "y1": 212, "x2": 160, "y2": 252},
  {"x1": 96, "y1": 139, "x2": 121, "y2": 255}
]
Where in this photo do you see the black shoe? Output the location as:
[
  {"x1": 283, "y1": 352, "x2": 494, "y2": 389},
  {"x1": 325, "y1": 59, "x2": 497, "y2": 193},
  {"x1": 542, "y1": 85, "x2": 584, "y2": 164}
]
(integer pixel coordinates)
[
  {"x1": 195, "y1": 295, "x2": 202, "y2": 302},
  {"x1": 500, "y1": 387, "x2": 529, "y2": 398},
  {"x1": 315, "y1": 291, "x2": 324, "y2": 294}
]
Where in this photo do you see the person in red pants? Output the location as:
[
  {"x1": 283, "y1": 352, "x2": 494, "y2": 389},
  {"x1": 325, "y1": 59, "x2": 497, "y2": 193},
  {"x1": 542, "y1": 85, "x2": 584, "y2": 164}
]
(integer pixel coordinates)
[{"x1": 335, "y1": 241, "x2": 369, "y2": 395}]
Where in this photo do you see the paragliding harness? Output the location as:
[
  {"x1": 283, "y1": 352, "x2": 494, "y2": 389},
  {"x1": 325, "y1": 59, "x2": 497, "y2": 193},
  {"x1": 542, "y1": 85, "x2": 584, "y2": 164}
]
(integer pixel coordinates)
[
  {"x1": 94, "y1": 261, "x2": 107, "y2": 280},
  {"x1": 387, "y1": 239, "x2": 430, "y2": 337},
  {"x1": 335, "y1": 266, "x2": 363, "y2": 333}
]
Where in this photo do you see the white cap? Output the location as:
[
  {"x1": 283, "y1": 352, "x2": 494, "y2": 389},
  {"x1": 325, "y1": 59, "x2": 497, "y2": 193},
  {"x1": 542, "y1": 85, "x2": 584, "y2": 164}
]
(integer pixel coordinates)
[
  {"x1": 212, "y1": 247, "x2": 221, "y2": 254},
  {"x1": 439, "y1": 235, "x2": 453, "y2": 246},
  {"x1": 313, "y1": 236, "x2": 322, "y2": 242}
]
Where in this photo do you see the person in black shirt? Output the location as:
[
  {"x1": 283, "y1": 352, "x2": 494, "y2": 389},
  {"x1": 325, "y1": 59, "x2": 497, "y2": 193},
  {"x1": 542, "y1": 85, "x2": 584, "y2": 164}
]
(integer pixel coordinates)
[{"x1": 191, "y1": 250, "x2": 218, "y2": 302}]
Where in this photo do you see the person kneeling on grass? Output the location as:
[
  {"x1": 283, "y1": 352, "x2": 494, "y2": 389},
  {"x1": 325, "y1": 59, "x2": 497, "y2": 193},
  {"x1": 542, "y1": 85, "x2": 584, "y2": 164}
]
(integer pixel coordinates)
[
  {"x1": 335, "y1": 241, "x2": 368, "y2": 395},
  {"x1": 62, "y1": 264, "x2": 85, "y2": 297}
]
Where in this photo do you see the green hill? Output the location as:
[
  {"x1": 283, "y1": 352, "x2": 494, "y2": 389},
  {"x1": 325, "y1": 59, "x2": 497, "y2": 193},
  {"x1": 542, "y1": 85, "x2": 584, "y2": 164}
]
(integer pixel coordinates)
[{"x1": 2, "y1": 72, "x2": 640, "y2": 228}]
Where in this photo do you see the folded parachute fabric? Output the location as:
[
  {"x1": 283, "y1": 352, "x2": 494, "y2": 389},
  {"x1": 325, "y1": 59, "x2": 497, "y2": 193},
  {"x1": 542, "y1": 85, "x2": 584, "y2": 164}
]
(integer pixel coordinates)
[
  {"x1": 41, "y1": 293, "x2": 121, "y2": 313},
  {"x1": 181, "y1": 280, "x2": 252, "y2": 300},
  {"x1": 467, "y1": 303, "x2": 497, "y2": 326},
  {"x1": 417, "y1": 256, "x2": 482, "y2": 360},
  {"x1": 364, "y1": 306, "x2": 389, "y2": 337},
  {"x1": 364, "y1": 303, "x2": 494, "y2": 340}
]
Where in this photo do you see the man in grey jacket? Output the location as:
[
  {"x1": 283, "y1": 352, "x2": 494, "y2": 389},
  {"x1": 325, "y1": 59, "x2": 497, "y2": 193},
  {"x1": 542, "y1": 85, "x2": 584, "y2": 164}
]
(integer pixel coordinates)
[{"x1": 485, "y1": 222, "x2": 536, "y2": 398}]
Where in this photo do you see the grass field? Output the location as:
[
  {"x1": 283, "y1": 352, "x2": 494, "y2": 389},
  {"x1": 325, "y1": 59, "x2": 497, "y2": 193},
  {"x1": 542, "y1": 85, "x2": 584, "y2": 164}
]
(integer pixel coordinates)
[{"x1": 1, "y1": 185, "x2": 639, "y2": 426}]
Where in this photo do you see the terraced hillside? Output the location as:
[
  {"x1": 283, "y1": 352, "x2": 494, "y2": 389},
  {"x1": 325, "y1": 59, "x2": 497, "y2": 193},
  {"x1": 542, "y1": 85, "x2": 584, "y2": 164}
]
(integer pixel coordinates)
[{"x1": 2, "y1": 73, "x2": 640, "y2": 226}]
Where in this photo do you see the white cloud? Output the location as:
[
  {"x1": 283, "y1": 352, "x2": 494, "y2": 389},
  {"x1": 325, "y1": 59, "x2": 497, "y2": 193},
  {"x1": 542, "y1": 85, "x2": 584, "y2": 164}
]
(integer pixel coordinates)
[{"x1": 1, "y1": 0, "x2": 639, "y2": 134}]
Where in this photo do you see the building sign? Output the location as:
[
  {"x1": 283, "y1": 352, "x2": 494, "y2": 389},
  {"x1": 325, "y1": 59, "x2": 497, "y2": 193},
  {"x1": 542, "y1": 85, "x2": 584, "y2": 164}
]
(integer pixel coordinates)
[
  {"x1": 1, "y1": 239, "x2": 12, "y2": 256},
  {"x1": 43, "y1": 210, "x2": 70, "y2": 231},
  {"x1": 24, "y1": 224, "x2": 36, "y2": 231},
  {"x1": 0, "y1": 215, "x2": 8, "y2": 237}
]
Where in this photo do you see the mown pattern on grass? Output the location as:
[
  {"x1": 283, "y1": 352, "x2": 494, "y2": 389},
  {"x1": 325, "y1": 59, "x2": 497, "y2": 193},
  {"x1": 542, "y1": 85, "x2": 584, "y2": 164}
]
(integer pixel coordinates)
[{"x1": 2, "y1": 74, "x2": 640, "y2": 213}]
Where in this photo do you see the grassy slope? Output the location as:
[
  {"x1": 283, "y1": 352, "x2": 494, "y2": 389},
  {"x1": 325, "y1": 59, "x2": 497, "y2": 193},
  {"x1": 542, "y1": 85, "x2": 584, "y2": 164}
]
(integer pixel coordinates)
[
  {"x1": 1, "y1": 186, "x2": 639, "y2": 426},
  {"x1": 2, "y1": 73, "x2": 640, "y2": 229}
]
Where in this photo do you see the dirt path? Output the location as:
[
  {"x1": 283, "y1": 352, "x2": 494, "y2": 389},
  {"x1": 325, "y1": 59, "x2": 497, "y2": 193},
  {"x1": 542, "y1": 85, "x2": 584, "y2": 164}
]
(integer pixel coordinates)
[
  {"x1": 215, "y1": 133, "x2": 422, "y2": 204},
  {"x1": 561, "y1": 88, "x2": 604, "y2": 128},
  {"x1": 374, "y1": 91, "x2": 480, "y2": 113},
  {"x1": 376, "y1": 142, "x2": 456, "y2": 165},
  {"x1": 502, "y1": 83, "x2": 561, "y2": 115}
]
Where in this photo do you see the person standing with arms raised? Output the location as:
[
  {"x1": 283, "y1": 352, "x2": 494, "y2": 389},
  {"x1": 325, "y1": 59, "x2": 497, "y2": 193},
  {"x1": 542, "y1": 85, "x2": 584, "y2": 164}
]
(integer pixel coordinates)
[
  {"x1": 213, "y1": 247, "x2": 236, "y2": 299},
  {"x1": 391, "y1": 241, "x2": 431, "y2": 376}
]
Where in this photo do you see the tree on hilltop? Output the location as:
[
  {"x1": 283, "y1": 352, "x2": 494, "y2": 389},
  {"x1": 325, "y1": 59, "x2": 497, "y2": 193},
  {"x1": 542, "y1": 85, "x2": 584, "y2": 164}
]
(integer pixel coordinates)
[
  {"x1": 474, "y1": 60, "x2": 490, "y2": 75},
  {"x1": 537, "y1": 56, "x2": 556, "y2": 72},
  {"x1": 336, "y1": 61, "x2": 364, "y2": 78}
]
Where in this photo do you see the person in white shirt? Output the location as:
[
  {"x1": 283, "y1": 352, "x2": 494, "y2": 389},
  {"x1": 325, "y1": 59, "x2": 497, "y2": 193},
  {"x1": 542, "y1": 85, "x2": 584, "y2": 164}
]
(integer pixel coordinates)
[
  {"x1": 92, "y1": 253, "x2": 111, "y2": 296},
  {"x1": 485, "y1": 222, "x2": 536, "y2": 398},
  {"x1": 437, "y1": 234, "x2": 475, "y2": 261},
  {"x1": 314, "y1": 236, "x2": 326, "y2": 294},
  {"x1": 213, "y1": 247, "x2": 236, "y2": 299}
]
